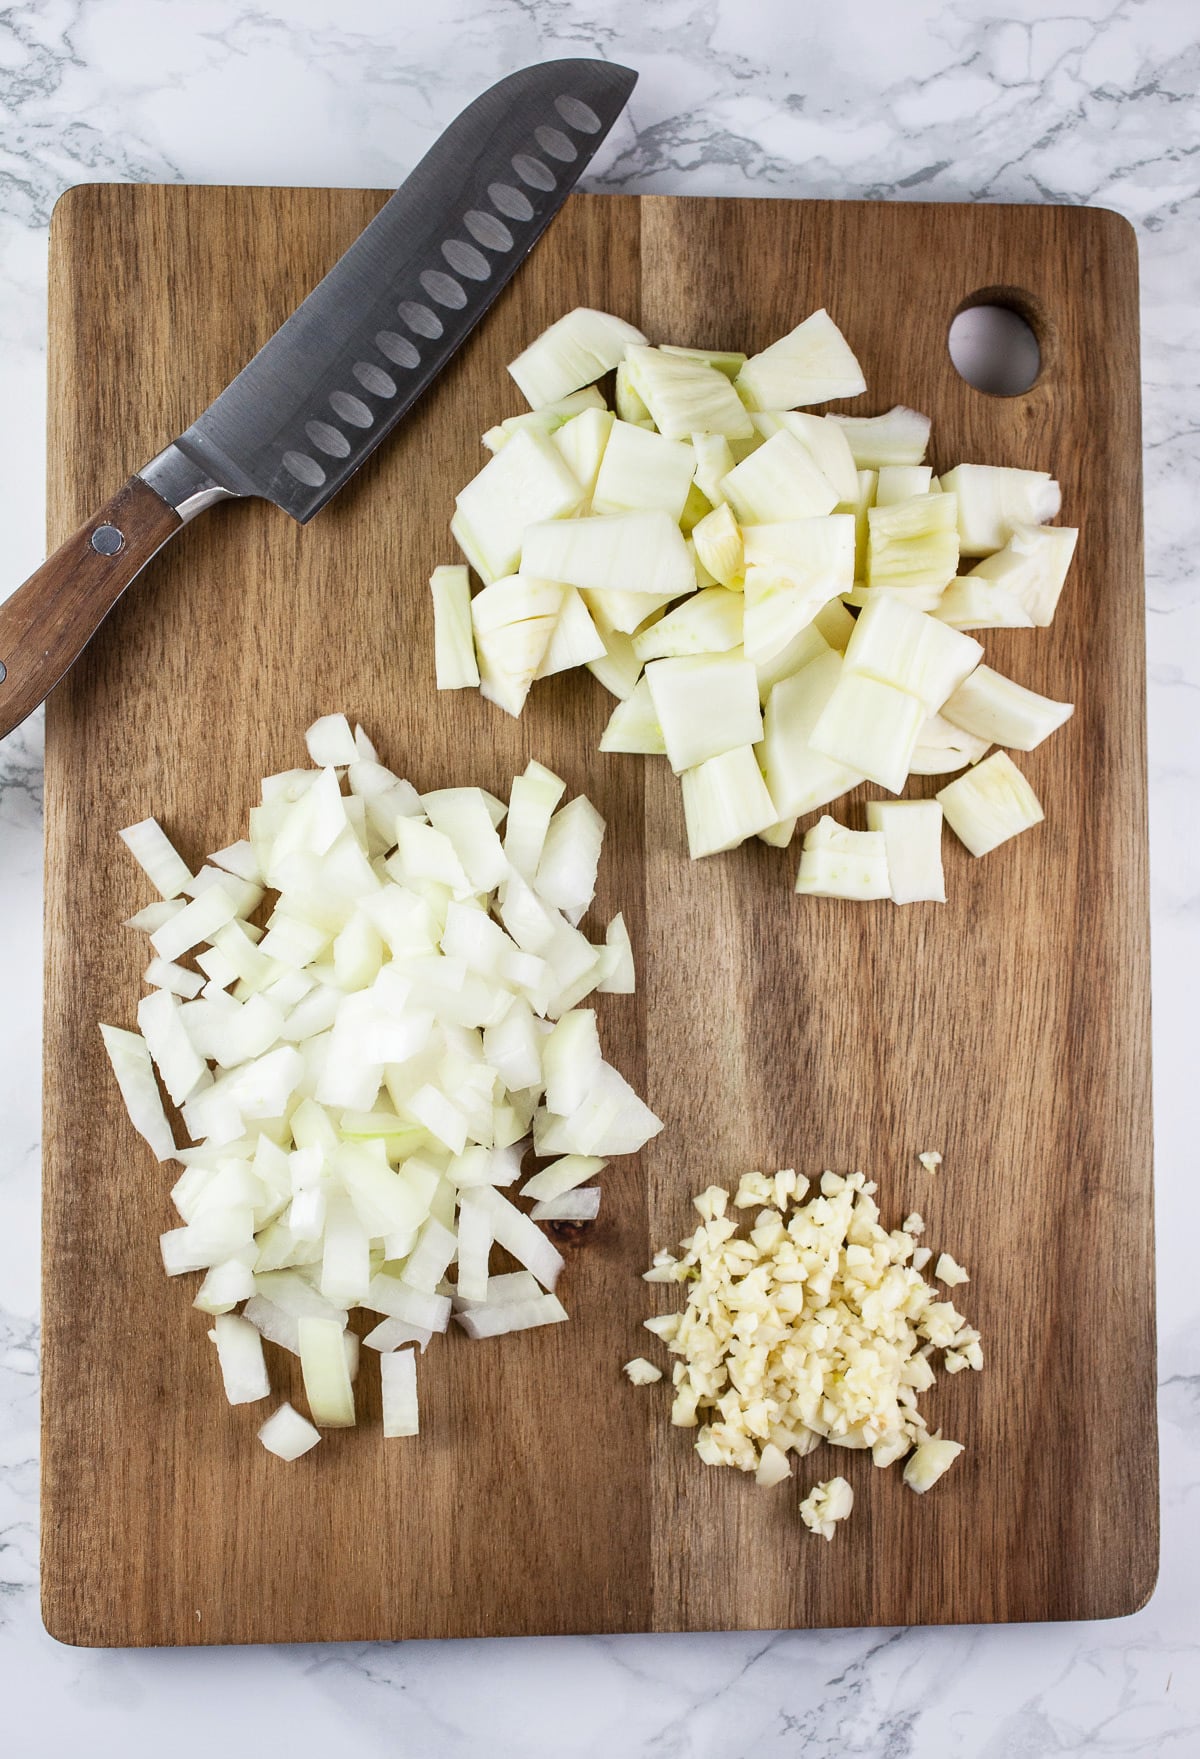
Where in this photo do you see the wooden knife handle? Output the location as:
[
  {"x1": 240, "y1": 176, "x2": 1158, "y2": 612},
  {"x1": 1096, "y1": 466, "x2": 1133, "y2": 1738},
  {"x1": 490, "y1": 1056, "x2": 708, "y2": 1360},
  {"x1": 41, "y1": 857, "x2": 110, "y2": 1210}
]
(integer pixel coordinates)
[{"x1": 0, "y1": 475, "x2": 182, "y2": 740}]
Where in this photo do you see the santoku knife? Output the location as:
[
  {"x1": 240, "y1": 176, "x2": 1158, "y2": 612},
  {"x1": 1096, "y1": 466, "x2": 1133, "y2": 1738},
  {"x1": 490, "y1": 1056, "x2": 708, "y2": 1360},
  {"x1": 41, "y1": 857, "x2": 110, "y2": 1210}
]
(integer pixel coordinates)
[{"x1": 0, "y1": 58, "x2": 636, "y2": 739}]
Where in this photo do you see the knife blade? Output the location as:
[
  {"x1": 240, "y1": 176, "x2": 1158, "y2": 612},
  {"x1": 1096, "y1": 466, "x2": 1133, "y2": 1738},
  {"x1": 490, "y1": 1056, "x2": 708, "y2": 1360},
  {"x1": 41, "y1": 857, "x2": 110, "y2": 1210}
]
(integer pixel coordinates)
[{"x1": 0, "y1": 58, "x2": 636, "y2": 739}]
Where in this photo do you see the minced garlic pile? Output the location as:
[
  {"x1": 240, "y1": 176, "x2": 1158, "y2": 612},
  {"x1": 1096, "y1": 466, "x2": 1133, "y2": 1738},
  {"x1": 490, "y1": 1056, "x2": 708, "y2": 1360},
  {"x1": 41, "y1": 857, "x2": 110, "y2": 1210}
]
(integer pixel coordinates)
[{"x1": 631, "y1": 1166, "x2": 983, "y2": 1537}]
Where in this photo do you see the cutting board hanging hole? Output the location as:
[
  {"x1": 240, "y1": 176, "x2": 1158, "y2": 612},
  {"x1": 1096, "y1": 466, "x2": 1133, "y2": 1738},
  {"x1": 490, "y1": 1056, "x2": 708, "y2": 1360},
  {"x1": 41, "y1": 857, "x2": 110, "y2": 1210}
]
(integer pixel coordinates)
[{"x1": 948, "y1": 295, "x2": 1041, "y2": 396}]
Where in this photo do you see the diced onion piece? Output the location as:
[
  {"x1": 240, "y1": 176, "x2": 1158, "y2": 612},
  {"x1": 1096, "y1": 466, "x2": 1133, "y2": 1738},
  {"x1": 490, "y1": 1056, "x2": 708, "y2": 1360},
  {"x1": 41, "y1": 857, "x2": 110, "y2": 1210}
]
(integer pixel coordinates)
[
  {"x1": 940, "y1": 664, "x2": 1074, "y2": 751},
  {"x1": 542, "y1": 1009, "x2": 603, "y2": 1117},
  {"x1": 721, "y1": 431, "x2": 839, "y2": 524},
  {"x1": 826, "y1": 405, "x2": 931, "y2": 469},
  {"x1": 363, "y1": 1317, "x2": 433, "y2": 1353},
  {"x1": 865, "y1": 800, "x2": 946, "y2": 904},
  {"x1": 305, "y1": 713, "x2": 358, "y2": 767},
  {"x1": 625, "y1": 343, "x2": 753, "y2": 439},
  {"x1": 759, "y1": 651, "x2": 864, "y2": 819},
  {"x1": 903, "y1": 1437, "x2": 964, "y2": 1493},
  {"x1": 842, "y1": 594, "x2": 982, "y2": 713},
  {"x1": 933, "y1": 575, "x2": 1035, "y2": 631},
  {"x1": 193, "y1": 1258, "x2": 257, "y2": 1315},
  {"x1": 680, "y1": 745, "x2": 778, "y2": 858},
  {"x1": 536, "y1": 796, "x2": 605, "y2": 920},
  {"x1": 597, "y1": 913, "x2": 636, "y2": 994},
  {"x1": 137, "y1": 988, "x2": 208, "y2": 1106},
  {"x1": 150, "y1": 883, "x2": 240, "y2": 963},
  {"x1": 119, "y1": 816, "x2": 193, "y2": 899},
  {"x1": 534, "y1": 587, "x2": 607, "y2": 678},
  {"x1": 599, "y1": 678, "x2": 665, "y2": 755},
  {"x1": 454, "y1": 1292, "x2": 568, "y2": 1339},
  {"x1": 531, "y1": 1187, "x2": 601, "y2": 1222},
  {"x1": 380, "y1": 1348, "x2": 420, "y2": 1437},
  {"x1": 966, "y1": 520, "x2": 1078, "y2": 626},
  {"x1": 809, "y1": 671, "x2": 925, "y2": 794},
  {"x1": 645, "y1": 653, "x2": 763, "y2": 775},
  {"x1": 799, "y1": 1475, "x2": 855, "y2": 1539},
  {"x1": 507, "y1": 307, "x2": 647, "y2": 408},
  {"x1": 258, "y1": 1402, "x2": 321, "y2": 1461},
  {"x1": 209, "y1": 1312, "x2": 271, "y2": 1405},
  {"x1": 453, "y1": 1271, "x2": 543, "y2": 1310},
  {"x1": 534, "y1": 1059, "x2": 662, "y2": 1160},
  {"x1": 126, "y1": 900, "x2": 185, "y2": 934},
  {"x1": 795, "y1": 814, "x2": 890, "y2": 899},
  {"x1": 591, "y1": 418, "x2": 697, "y2": 521},
  {"x1": 937, "y1": 751, "x2": 1044, "y2": 856},
  {"x1": 939, "y1": 464, "x2": 1061, "y2": 557},
  {"x1": 455, "y1": 428, "x2": 584, "y2": 581},
  {"x1": 144, "y1": 956, "x2": 205, "y2": 999},
  {"x1": 298, "y1": 1315, "x2": 356, "y2": 1426},
  {"x1": 633, "y1": 587, "x2": 744, "y2": 662},
  {"x1": 505, "y1": 759, "x2": 566, "y2": 878},
  {"x1": 520, "y1": 509, "x2": 695, "y2": 600},
  {"x1": 430, "y1": 565, "x2": 481, "y2": 689},
  {"x1": 100, "y1": 1023, "x2": 178, "y2": 1161},
  {"x1": 735, "y1": 310, "x2": 866, "y2": 411},
  {"x1": 521, "y1": 1153, "x2": 606, "y2": 1202}
]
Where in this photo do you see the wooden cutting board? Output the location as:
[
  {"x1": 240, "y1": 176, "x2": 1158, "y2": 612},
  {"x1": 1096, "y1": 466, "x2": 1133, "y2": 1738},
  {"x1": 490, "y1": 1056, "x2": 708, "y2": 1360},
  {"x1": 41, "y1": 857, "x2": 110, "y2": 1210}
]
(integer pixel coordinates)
[{"x1": 40, "y1": 185, "x2": 1154, "y2": 1646}]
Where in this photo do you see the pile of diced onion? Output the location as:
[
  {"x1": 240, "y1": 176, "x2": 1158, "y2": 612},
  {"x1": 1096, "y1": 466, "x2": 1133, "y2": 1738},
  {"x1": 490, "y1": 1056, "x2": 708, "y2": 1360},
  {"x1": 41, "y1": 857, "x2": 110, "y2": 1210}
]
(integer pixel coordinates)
[
  {"x1": 429, "y1": 305, "x2": 1078, "y2": 903},
  {"x1": 624, "y1": 1165, "x2": 982, "y2": 1539},
  {"x1": 101, "y1": 715, "x2": 661, "y2": 1459}
]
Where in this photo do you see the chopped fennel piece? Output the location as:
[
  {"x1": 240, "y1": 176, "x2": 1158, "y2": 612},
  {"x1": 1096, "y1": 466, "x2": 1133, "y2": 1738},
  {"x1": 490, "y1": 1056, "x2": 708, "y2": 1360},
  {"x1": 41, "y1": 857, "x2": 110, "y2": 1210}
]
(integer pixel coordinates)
[
  {"x1": 645, "y1": 652, "x2": 763, "y2": 774},
  {"x1": 842, "y1": 594, "x2": 982, "y2": 713},
  {"x1": 937, "y1": 750, "x2": 1044, "y2": 856},
  {"x1": 209, "y1": 1312, "x2": 271, "y2": 1405},
  {"x1": 584, "y1": 584, "x2": 677, "y2": 636},
  {"x1": 534, "y1": 587, "x2": 606, "y2": 678},
  {"x1": 430, "y1": 565, "x2": 480, "y2": 689},
  {"x1": 759, "y1": 651, "x2": 865, "y2": 819},
  {"x1": 940, "y1": 664, "x2": 1074, "y2": 752},
  {"x1": 741, "y1": 516, "x2": 856, "y2": 662},
  {"x1": 692, "y1": 432, "x2": 736, "y2": 506},
  {"x1": 795, "y1": 814, "x2": 890, "y2": 900},
  {"x1": 799, "y1": 1475, "x2": 855, "y2": 1540},
  {"x1": 769, "y1": 411, "x2": 859, "y2": 503},
  {"x1": 119, "y1": 817, "x2": 193, "y2": 899},
  {"x1": 865, "y1": 800, "x2": 946, "y2": 904},
  {"x1": 507, "y1": 306, "x2": 647, "y2": 407},
  {"x1": 908, "y1": 711, "x2": 991, "y2": 776},
  {"x1": 680, "y1": 745, "x2": 778, "y2": 858},
  {"x1": 633, "y1": 587, "x2": 744, "y2": 661},
  {"x1": 615, "y1": 357, "x2": 651, "y2": 424},
  {"x1": 939, "y1": 464, "x2": 1061, "y2": 557},
  {"x1": 258, "y1": 1402, "x2": 321, "y2": 1461},
  {"x1": 809, "y1": 670, "x2": 926, "y2": 794},
  {"x1": 903, "y1": 1437, "x2": 964, "y2": 1493},
  {"x1": 531, "y1": 1187, "x2": 601, "y2": 1222},
  {"x1": 735, "y1": 309, "x2": 866, "y2": 410},
  {"x1": 721, "y1": 430, "x2": 839, "y2": 524},
  {"x1": 591, "y1": 418, "x2": 697, "y2": 520},
  {"x1": 875, "y1": 463, "x2": 934, "y2": 505},
  {"x1": 599, "y1": 678, "x2": 666, "y2": 755},
  {"x1": 380, "y1": 1349, "x2": 420, "y2": 1438},
  {"x1": 454, "y1": 427, "x2": 584, "y2": 581},
  {"x1": 520, "y1": 509, "x2": 695, "y2": 600},
  {"x1": 757, "y1": 817, "x2": 797, "y2": 848},
  {"x1": 826, "y1": 405, "x2": 931, "y2": 469},
  {"x1": 624, "y1": 343, "x2": 754, "y2": 439},
  {"x1": 752, "y1": 620, "x2": 833, "y2": 701},
  {"x1": 866, "y1": 492, "x2": 960, "y2": 598},
  {"x1": 933, "y1": 574, "x2": 1035, "y2": 631},
  {"x1": 966, "y1": 520, "x2": 1078, "y2": 626},
  {"x1": 623, "y1": 1357, "x2": 664, "y2": 1385},
  {"x1": 100, "y1": 1023, "x2": 178, "y2": 1161},
  {"x1": 691, "y1": 502, "x2": 744, "y2": 588},
  {"x1": 661, "y1": 343, "x2": 746, "y2": 377},
  {"x1": 551, "y1": 405, "x2": 614, "y2": 500}
]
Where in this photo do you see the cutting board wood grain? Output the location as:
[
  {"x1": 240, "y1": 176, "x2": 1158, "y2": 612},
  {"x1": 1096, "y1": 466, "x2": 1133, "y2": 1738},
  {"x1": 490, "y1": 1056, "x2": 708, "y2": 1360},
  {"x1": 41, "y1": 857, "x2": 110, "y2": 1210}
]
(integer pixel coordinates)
[{"x1": 41, "y1": 185, "x2": 1154, "y2": 1647}]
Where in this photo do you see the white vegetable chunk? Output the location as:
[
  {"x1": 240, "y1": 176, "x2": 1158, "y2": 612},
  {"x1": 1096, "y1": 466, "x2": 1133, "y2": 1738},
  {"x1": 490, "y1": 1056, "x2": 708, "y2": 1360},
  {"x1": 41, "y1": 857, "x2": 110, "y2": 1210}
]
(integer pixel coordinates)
[
  {"x1": 645, "y1": 653, "x2": 763, "y2": 775},
  {"x1": 939, "y1": 464, "x2": 1061, "y2": 557},
  {"x1": 209, "y1": 1312, "x2": 271, "y2": 1405},
  {"x1": 504, "y1": 759, "x2": 566, "y2": 878},
  {"x1": 865, "y1": 800, "x2": 946, "y2": 904},
  {"x1": 304, "y1": 714, "x2": 359, "y2": 768},
  {"x1": 119, "y1": 817, "x2": 193, "y2": 899},
  {"x1": 908, "y1": 711, "x2": 991, "y2": 775},
  {"x1": 363, "y1": 1317, "x2": 433, "y2": 1353},
  {"x1": 903, "y1": 1437, "x2": 964, "y2": 1493},
  {"x1": 455, "y1": 428, "x2": 584, "y2": 581},
  {"x1": 150, "y1": 884, "x2": 240, "y2": 963},
  {"x1": 144, "y1": 956, "x2": 205, "y2": 1000},
  {"x1": 826, "y1": 405, "x2": 931, "y2": 469},
  {"x1": 735, "y1": 310, "x2": 866, "y2": 410},
  {"x1": 966, "y1": 521, "x2": 1078, "y2": 626},
  {"x1": 521, "y1": 1153, "x2": 606, "y2": 1202},
  {"x1": 100, "y1": 1023, "x2": 178, "y2": 1161},
  {"x1": 531, "y1": 1187, "x2": 601, "y2": 1222},
  {"x1": 623, "y1": 1357, "x2": 663, "y2": 1386},
  {"x1": 454, "y1": 1292, "x2": 568, "y2": 1339},
  {"x1": 842, "y1": 594, "x2": 983, "y2": 713},
  {"x1": 940, "y1": 664, "x2": 1074, "y2": 751},
  {"x1": 933, "y1": 575, "x2": 1035, "y2": 631},
  {"x1": 624, "y1": 343, "x2": 754, "y2": 439},
  {"x1": 592, "y1": 419, "x2": 697, "y2": 520},
  {"x1": 795, "y1": 815, "x2": 890, "y2": 900},
  {"x1": 599, "y1": 677, "x2": 666, "y2": 755},
  {"x1": 759, "y1": 651, "x2": 864, "y2": 819},
  {"x1": 721, "y1": 431, "x2": 839, "y2": 524},
  {"x1": 809, "y1": 671, "x2": 925, "y2": 794},
  {"x1": 865, "y1": 492, "x2": 960, "y2": 600},
  {"x1": 741, "y1": 516, "x2": 855, "y2": 662},
  {"x1": 937, "y1": 751, "x2": 1044, "y2": 856},
  {"x1": 520, "y1": 509, "x2": 695, "y2": 601},
  {"x1": 680, "y1": 745, "x2": 778, "y2": 858},
  {"x1": 507, "y1": 307, "x2": 647, "y2": 408},
  {"x1": 467, "y1": 1184, "x2": 565, "y2": 1290},
  {"x1": 298, "y1": 1315, "x2": 356, "y2": 1426},
  {"x1": 380, "y1": 1348, "x2": 420, "y2": 1437},
  {"x1": 799, "y1": 1475, "x2": 855, "y2": 1539},
  {"x1": 258, "y1": 1402, "x2": 322, "y2": 1461},
  {"x1": 534, "y1": 587, "x2": 607, "y2": 678},
  {"x1": 137, "y1": 988, "x2": 209, "y2": 1106},
  {"x1": 430, "y1": 565, "x2": 481, "y2": 689},
  {"x1": 551, "y1": 406, "x2": 614, "y2": 500},
  {"x1": 542, "y1": 1009, "x2": 603, "y2": 1116},
  {"x1": 597, "y1": 912, "x2": 636, "y2": 994},
  {"x1": 771, "y1": 411, "x2": 859, "y2": 503},
  {"x1": 690, "y1": 502, "x2": 744, "y2": 588},
  {"x1": 536, "y1": 796, "x2": 606, "y2": 921},
  {"x1": 632, "y1": 587, "x2": 744, "y2": 662}
]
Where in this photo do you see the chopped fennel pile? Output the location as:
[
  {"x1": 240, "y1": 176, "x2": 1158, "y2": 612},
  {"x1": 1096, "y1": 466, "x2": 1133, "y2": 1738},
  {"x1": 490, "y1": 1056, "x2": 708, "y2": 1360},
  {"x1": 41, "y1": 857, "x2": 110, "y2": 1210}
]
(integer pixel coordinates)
[
  {"x1": 633, "y1": 1166, "x2": 982, "y2": 1538},
  {"x1": 101, "y1": 715, "x2": 662, "y2": 1457},
  {"x1": 431, "y1": 304, "x2": 1079, "y2": 902}
]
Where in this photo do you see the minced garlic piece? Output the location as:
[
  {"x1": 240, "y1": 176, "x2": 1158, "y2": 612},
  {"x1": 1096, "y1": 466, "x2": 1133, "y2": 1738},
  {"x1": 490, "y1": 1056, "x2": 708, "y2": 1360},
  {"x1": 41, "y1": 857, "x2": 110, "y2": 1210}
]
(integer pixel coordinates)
[
  {"x1": 902, "y1": 1212, "x2": 925, "y2": 1235},
  {"x1": 935, "y1": 1252, "x2": 969, "y2": 1288},
  {"x1": 632, "y1": 1165, "x2": 983, "y2": 1536},
  {"x1": 622, "y1": 1357, "x2": 663, "y2": 1386},
  {"x1": 799, "y1": 1475, "x2": 854, "y2": 1540},
  {"x1": 918, "y1": 1150, "x2": 943, "y2": 1174},
  {"x1": 903, "y1": 1436, "x2": 964, "y2": 1493}
]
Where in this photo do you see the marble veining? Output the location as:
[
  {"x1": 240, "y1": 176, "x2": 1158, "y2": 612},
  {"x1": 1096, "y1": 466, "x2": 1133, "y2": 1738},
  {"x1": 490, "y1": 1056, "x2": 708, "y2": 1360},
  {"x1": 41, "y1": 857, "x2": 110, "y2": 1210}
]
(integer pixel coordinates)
[{"x1": 2, "y1": 1, "x2": 1198, "y2": 1753}]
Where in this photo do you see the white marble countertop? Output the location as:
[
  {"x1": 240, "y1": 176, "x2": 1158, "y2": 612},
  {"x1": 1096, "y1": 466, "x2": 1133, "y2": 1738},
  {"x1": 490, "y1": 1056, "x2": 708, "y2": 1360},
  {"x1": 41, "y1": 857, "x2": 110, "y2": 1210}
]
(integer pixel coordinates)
[{"x1": 2, "y1": 1, "x2": 1197, "y2": 1752}]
